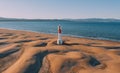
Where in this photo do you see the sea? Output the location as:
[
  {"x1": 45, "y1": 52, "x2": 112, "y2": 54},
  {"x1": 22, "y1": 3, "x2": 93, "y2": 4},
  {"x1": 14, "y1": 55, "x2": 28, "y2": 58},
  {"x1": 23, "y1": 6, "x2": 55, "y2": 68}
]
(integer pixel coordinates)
[{"x1": 0, "y1": 20, "x2": 120, "y2": 42}]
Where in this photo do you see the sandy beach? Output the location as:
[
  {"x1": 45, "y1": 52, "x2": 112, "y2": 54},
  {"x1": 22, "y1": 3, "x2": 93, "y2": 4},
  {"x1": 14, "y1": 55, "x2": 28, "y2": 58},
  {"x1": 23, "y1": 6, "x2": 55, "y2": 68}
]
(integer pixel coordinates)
[{"x1": 0, "y1": 28, "x2": 120, "y2": 73}]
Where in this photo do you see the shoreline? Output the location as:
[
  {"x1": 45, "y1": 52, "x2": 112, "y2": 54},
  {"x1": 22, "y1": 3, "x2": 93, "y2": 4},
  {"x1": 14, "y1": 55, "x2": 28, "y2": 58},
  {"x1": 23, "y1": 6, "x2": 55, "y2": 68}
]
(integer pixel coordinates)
[{"x1": 0, "y1": 28, "x2": 120, "y2": 43}]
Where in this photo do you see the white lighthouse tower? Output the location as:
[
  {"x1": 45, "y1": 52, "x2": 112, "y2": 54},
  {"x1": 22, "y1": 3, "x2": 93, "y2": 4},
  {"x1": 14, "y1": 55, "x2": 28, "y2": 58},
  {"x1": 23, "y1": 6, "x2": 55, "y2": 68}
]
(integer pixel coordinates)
[{"x1": 57, "y1": 25, "x2": 63, "y2": 45}]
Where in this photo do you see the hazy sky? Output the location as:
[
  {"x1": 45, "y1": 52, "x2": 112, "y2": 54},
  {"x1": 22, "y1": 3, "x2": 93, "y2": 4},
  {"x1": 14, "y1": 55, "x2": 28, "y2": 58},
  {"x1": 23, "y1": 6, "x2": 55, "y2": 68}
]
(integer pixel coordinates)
[{"x1": 0, "y1": 0, "x2": 120, "y2": 19}]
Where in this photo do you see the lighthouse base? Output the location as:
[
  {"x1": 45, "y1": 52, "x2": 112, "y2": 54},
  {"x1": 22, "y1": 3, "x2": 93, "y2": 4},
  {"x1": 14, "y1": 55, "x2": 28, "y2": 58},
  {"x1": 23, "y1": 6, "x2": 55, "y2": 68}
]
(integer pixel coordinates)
[{"x1": 57, "y1": 39, "x2": 63, "y2": 45}]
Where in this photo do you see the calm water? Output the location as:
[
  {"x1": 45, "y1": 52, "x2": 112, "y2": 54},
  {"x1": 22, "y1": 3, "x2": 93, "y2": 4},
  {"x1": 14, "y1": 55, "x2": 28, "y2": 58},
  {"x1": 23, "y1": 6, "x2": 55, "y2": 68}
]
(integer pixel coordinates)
[{"x1": 0, "y1": 21, "x2": 120, "y2": 41}]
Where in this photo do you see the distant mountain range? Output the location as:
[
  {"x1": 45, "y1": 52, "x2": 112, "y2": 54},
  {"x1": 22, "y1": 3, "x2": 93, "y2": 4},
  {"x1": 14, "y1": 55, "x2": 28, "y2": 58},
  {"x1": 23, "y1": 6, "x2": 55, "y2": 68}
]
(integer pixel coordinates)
[
  {"x1": 0, "y1": 17, "x2": 120, "y2": 22},
  {"x1": 68, "y1": 18, "x2": 120, "y2": 22}
]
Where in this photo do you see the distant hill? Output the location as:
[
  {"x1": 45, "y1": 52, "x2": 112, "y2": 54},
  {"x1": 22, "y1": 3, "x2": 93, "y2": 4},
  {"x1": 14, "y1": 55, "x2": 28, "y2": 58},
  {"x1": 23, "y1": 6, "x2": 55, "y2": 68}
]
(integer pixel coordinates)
[
  {"x1": 0, "y1": 17, "x2": 28, "y2": 21},
  {"x1": 0, "y1": 17, "x2": 58, "y2": 21},
  {"x1": 0, "y1": 17, "x2": 120, "y2": 22},
  {"x1": 67, "y1": 18, "x2": 120, "y2": 22},
  {"x1": 0, "y1": 17, "x2": 18, "y2": 20}
]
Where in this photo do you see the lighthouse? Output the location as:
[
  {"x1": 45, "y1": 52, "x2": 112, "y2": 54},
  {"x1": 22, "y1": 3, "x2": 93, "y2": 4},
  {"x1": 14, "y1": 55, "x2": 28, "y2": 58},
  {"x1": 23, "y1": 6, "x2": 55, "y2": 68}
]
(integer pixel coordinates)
[{"x1": 57, "y1": 25, "x2": 63, "y2": 45}]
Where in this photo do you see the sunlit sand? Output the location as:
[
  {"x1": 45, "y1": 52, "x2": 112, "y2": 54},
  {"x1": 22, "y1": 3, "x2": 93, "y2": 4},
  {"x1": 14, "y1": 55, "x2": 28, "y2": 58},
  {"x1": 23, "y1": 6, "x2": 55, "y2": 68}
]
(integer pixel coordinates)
[{"x1": 0, "y1": 29, "x2": 120, "y2": 73}]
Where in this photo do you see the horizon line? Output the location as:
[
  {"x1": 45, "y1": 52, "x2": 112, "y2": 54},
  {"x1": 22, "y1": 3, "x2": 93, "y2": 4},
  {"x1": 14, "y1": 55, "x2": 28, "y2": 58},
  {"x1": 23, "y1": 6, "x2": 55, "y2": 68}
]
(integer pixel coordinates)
[{"x1": 0, "y1": 16, "x2": 120, "y2": 20}]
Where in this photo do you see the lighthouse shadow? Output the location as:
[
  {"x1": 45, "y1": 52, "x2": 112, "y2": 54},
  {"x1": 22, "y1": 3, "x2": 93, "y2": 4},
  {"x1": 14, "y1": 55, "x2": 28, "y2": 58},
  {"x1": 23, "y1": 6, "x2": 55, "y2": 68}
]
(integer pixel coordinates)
[
  {"x1": 50, "y1": 40, "x2": 79, "y2": 46},
  {"x1": 63, "y1": 41, "x2": 80, "y2": 46}
]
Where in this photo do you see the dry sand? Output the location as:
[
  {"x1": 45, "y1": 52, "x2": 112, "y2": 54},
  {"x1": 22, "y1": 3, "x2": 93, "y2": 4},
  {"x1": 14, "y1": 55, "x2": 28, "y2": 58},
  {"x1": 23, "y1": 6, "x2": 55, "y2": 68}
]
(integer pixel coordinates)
[{"x1": 0, "y1": 28, "x2": 120, "y2": 73}]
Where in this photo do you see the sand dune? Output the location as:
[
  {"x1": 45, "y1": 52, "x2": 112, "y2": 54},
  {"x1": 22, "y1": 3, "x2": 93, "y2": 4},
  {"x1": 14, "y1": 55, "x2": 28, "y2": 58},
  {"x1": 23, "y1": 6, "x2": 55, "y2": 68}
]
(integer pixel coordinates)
[{"x1": 0, "y1": 29, "x2": 120, "y2": 73}]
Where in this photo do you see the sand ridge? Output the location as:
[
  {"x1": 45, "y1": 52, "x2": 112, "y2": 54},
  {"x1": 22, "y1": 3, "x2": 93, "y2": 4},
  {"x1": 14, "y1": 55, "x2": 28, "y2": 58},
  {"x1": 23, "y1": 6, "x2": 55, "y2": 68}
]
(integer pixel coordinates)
[{"x1": 0, "y1": 29, "x2": 120, "y2": 73}]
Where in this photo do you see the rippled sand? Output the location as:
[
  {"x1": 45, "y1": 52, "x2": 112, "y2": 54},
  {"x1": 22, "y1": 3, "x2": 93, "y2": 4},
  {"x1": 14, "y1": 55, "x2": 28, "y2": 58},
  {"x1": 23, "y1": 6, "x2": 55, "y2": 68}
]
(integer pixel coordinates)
[{"x1": 0, "y1": 29, "x2": 120, "y2": 73}]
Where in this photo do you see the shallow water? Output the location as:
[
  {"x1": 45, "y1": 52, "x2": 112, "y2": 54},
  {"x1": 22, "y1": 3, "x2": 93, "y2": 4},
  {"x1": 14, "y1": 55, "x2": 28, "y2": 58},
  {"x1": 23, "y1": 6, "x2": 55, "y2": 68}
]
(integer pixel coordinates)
[{"x1": 0, "y1": 21, "x2": 120, "y2": 41}]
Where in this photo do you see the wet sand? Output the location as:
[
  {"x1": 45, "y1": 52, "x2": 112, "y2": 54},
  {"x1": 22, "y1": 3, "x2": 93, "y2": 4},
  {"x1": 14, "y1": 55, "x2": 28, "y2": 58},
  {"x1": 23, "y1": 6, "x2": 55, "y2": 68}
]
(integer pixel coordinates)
[{"x1": 0, "y1": 28, "x2": 120, "y2": 73}]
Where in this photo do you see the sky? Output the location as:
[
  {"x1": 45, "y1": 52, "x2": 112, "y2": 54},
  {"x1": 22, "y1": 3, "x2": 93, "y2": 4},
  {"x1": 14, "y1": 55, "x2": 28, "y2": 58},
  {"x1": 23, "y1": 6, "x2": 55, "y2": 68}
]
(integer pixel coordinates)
[{"x1": 0, "y1": 0, "x2": 120, "y2": 19}]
